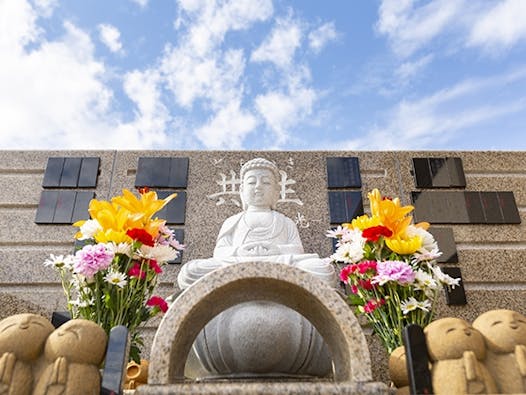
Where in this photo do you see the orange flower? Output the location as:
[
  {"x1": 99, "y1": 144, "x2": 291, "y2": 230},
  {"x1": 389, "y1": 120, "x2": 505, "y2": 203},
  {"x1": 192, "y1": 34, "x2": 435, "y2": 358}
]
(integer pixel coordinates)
[{"x1": 368, "y1": 189, "x2": 414, "y2": 238}]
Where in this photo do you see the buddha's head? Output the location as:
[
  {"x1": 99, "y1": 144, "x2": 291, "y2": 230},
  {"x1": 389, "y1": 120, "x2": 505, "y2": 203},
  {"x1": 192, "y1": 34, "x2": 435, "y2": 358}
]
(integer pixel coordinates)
[{"x1": 240, "y1": 158, "x2": 281, "y2": 210}]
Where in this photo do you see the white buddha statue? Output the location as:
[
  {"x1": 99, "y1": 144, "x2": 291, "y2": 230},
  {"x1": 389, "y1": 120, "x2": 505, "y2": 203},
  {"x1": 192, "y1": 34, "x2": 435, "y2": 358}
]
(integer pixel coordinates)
[{"x1": 178, "y1": 157, "x2": 337, "y2": 377}]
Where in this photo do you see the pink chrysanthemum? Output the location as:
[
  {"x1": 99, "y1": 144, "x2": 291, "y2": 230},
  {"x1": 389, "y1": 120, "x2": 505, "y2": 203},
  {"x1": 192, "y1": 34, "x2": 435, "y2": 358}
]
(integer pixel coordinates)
[{"x1": 74, "y1": 244, "x2": 114, "y2": 278}]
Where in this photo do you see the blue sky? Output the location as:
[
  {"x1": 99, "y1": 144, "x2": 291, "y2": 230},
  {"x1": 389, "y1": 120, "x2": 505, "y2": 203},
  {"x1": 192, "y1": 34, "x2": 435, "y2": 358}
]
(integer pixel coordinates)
[{"x1": 1, "y1": 0, "x2": 526, "y2": 150}]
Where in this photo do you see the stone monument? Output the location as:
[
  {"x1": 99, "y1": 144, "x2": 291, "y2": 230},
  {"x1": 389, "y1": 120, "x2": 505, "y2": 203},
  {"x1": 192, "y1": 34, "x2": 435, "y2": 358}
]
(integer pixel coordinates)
[{"x1": 177, "y1": 158, "x2": 337, "y2": 377}]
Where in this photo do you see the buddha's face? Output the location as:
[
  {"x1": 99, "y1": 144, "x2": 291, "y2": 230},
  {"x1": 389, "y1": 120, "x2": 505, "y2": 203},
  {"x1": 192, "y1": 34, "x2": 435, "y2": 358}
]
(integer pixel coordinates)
[{"x1": 240, "y1": 168, "x2": 279, "y2": 210}]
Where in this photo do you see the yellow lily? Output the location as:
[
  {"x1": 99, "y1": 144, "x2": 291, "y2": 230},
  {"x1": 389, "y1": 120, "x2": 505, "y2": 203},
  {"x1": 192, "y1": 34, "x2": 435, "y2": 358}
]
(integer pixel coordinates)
[
  {"x1": 386, "y1": 235, "x2": 422, "y2": 255},
  {"x1": 112, "y1": 189, "x2": 177, "y2": 226},
  {"x1": 368, "y1": 189, "x2": 414, "y2": 238}
]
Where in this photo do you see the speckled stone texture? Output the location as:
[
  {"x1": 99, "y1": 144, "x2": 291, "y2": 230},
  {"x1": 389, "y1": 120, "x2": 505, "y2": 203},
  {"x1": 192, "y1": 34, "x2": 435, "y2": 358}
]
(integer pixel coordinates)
[{"x1": 136, "y1": 262, "x2": 388, "y2": 394}]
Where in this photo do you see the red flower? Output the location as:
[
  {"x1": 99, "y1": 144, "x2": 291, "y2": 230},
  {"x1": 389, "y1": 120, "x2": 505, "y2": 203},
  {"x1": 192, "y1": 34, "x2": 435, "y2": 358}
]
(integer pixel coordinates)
[
  {"x1": 148, "y1": 259, "x2": 162, "y2": 274},
  {"x1": 362, "y1": 226, "x2": 393, "y2": 242},
  {"x1": 363, "y1": 298, "x2": 386, "y2": 313},
  {"x1": 357, "y1": 260, "x2": 377, "y2": 274},
  {"x1": 126, "y1": 228, "x2": 155, "y2": 247},
  {"x1": 128, "y1": 262, "x2": 146, "y2": 279},
  {"x1": 340, "y1": 265, "x2": 354, "y2": 282},
  {"x1": 358, "y1": 279, "x2": 374, "y2": 290},
  {"x1": 147, "y1": 296, "x2": 168, "y2": 313}
]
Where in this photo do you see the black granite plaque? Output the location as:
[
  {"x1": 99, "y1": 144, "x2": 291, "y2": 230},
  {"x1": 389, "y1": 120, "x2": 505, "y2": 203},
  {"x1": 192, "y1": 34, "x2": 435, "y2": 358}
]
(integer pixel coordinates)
[
  {"x1": 403, "y1": 324, "x2": 433, "y2": 395},
  {"x1": 101, "y1": 325, "x2": 129, "y2": 395},
  {"x1": 480, "y1": 191, "x2": 504, "y2": 223},
  {"x1": 428, "y1": 157, "x2": 449, "y2": 187},
  {"x1": 42, "y1": 157, "x2": 64, "y2": 188},
  {"x1": 53, "y1": 190, "x2": 77, "y2": 223},
  {"x1": 60, "y1": 157, "x2": 82, "y2": 187},
  {"x1": 78, "y1": 157, "x2": 100, "y2": 187},
  {"x1": 156, "y1": 191, "x2": 186, "y2": 224},
  {"x1": 441, "y1": 266, "x2": 467, "y2": 305},
  {"x1": 412, "y1": 157, "x2": 466, "y2": 188},
  {"x1": 497, "y1": 191, "x2": 521, "y2": 224},
  {"x1": 328, "y1": 191, "x2": 363, "y2": 224},
  {"x1": 168, "y1": 157, "x2": 189, "y2": 188},
  {"x1": 168, "y1": 228, "x2": 185, "y2": 264},
  {"x1": 446, "y1": 157, "x2": 466, "y2": 187},
  {"x1": 412, "y1": 158, "x2": 432, "y2": 188},
  {"x1": 35, "y1": 191, "x2": 59, "y2": 223},
  {"x1": 72, "y1": 191, "x2": 95, "y2": 223},
  {"x1": 135, "y1": 157, "x2": 189, "y2": 188},
  {"x1": 326, "y1": 157, "x2": 361, "y2": 188},
  {"x1": 428, "y1": 227, "x2": 458, "y2": 263},
  {"x1": 464, "y1": 191, "x2": 485, "y2": 223}
]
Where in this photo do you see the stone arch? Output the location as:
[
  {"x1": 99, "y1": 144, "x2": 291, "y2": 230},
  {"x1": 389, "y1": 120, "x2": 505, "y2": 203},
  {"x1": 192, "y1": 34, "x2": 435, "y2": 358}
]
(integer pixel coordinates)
[{"x1": 147, "y1": 262, "x2": 372, "y2": 384}]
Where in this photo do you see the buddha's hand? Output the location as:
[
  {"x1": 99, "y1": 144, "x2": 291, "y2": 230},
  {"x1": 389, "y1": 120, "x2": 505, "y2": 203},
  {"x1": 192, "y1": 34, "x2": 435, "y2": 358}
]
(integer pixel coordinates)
[{"x1": 238, "y1": 241, "x2": 280, "y2": 256}]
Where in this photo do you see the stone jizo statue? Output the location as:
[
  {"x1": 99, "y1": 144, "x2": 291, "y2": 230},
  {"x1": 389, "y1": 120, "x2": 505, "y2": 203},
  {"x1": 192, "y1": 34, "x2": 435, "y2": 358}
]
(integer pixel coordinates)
[
  {"x1": 178, "y1": 157, "x2": 337, "y2": 377},
  {"x1": 473, "y1": 309, "x2": 526, "y2": 394}
]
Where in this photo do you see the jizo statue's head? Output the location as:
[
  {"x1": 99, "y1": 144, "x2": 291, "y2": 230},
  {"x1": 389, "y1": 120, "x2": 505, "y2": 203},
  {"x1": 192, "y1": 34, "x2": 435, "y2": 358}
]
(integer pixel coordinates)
[{"x1": 239, "y1": 158, "x2": 281, "y2": 210}]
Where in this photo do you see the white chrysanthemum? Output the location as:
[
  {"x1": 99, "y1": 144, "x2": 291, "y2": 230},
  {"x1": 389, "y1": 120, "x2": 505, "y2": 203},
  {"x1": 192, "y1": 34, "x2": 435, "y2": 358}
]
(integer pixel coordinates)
[
  {"x1": 414, "y1": 269, "x2": 439, "y2": 290},
  {"x1": 77, "y1": 219, "x2": 102, "y2": 240},
  {"x1": 104, "y1": 271, "x2": 127, "y2": 288},
  {"x1": 430, "y1": 264, "x2": 461, "y2": 288},
  {"x1": 340, "y1": 228, "x2": 366, "y2": 245},
  {"x1": 330, "y1": 241, "x2": 364, "y2": 264},
  {"x1": 139, "y1": 244, "x2": 178, "y2": 263},
  {"x1": 406, "y1": 225, "x2": 438, "y2": 253},
  {"x1": 105, "y1": 242, "x2": 132, "y2": 257},
  {"x1": 44, "y1": 254, "x2": 75, "y2": 270}
]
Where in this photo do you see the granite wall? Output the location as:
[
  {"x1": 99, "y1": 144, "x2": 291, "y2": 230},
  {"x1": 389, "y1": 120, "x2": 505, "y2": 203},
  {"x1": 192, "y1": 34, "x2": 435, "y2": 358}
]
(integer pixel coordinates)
[{"x1": 1, "y1": 150, "x2": 524, "y2": 382}]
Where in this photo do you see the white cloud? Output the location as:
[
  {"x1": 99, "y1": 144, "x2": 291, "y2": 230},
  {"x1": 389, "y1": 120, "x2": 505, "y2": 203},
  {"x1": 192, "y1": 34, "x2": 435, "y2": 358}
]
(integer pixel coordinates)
[
  {"x1": 98, "y1": 23, "x2": 123, "y2": 53},
  {"x1": 468, "y1": 0, "x2": 526, "y2": 51},
  {"x1": 0, "y1": 0, "x2": 170, "y2": 149},
  {"x1": 158, "y1": 0, "x2": 274, "y2": 147},
  {"x1": 195, "y1": 100, "x2": 258, "y2": 148},
  {"x1": 395, "y1": 54, "x2": 433, "y2": 81},
  {"x1": 251, "y1": 16, "x2": 302, "y2": 68},
  {"x1": 376, "y1": 0, "x2": 463, "y2": 57},
  {"x1": 33, "y1": 0, "x2": 58, "y2": 17},
  {"x1": 255, "y1": 84, "x2": 315, "y2": 145},
  {"x1": 340, "y1": 69, "x2": 526, "y2": 149},
  {"x1": 308, "y1": 22, "x2": 337, "y2": 53},
  {"x1": 131, "y1": 0, "x2": 149, "y2": 8}
]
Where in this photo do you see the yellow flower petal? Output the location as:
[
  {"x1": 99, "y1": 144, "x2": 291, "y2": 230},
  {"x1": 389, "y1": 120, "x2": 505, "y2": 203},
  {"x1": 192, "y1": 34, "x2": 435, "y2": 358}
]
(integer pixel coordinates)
[
  {"x1": 386, "y1": 236, "x2": 422, "y2": 255},
  {"x1": 367, "y1": 188, "x2": 415, "y2": 238},
  {"x1": 350, "y1": 215, "x2": 381, "y2": 231}
]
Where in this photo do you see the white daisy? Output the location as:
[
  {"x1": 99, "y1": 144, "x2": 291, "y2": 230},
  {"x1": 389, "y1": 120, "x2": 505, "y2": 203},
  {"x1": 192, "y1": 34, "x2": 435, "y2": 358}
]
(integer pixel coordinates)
[
  {"x1": 414, "y1": 269, "x2": 439, "y2": 290},
  {"x1": 103, "y1": 271, "x2": 127, "y2": 288},
  {"x1": 44, "y1": 254, "x2": 75, "y2": 269},
  {"x1": 430, "y1": 264, "x2": 461, "y2": 288},
  {"x1": 401, "y1": 297, "x2": 419, "y2": 315}
]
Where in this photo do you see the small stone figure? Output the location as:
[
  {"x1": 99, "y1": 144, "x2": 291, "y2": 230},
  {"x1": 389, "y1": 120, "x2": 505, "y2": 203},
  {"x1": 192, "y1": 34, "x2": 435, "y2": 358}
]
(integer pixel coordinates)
[
  {"x1": 473, "y1": 309, "x2": 526, "y2": 394},
  {"x1": 424, "y1": 317, "x2": 497, "y2": 395},
  {"x1": 388, "y1": 346, "x2": 410, "y2": 395},
  {"x1": 0, "y1": 314, "x2": 54, "y2": 395},
  {"x1": 33, "y1": 319, "x2": 107, "y2": 395}
]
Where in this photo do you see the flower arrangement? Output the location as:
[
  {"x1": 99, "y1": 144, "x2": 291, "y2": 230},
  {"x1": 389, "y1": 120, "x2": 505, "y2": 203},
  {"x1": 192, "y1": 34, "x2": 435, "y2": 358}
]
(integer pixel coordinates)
[
  {"x1": 44, "y1": 188, "x2": 184, "y2": 361},
  {"x1": 327, "y1": 189, "x2": 459, "y2": 354}
]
